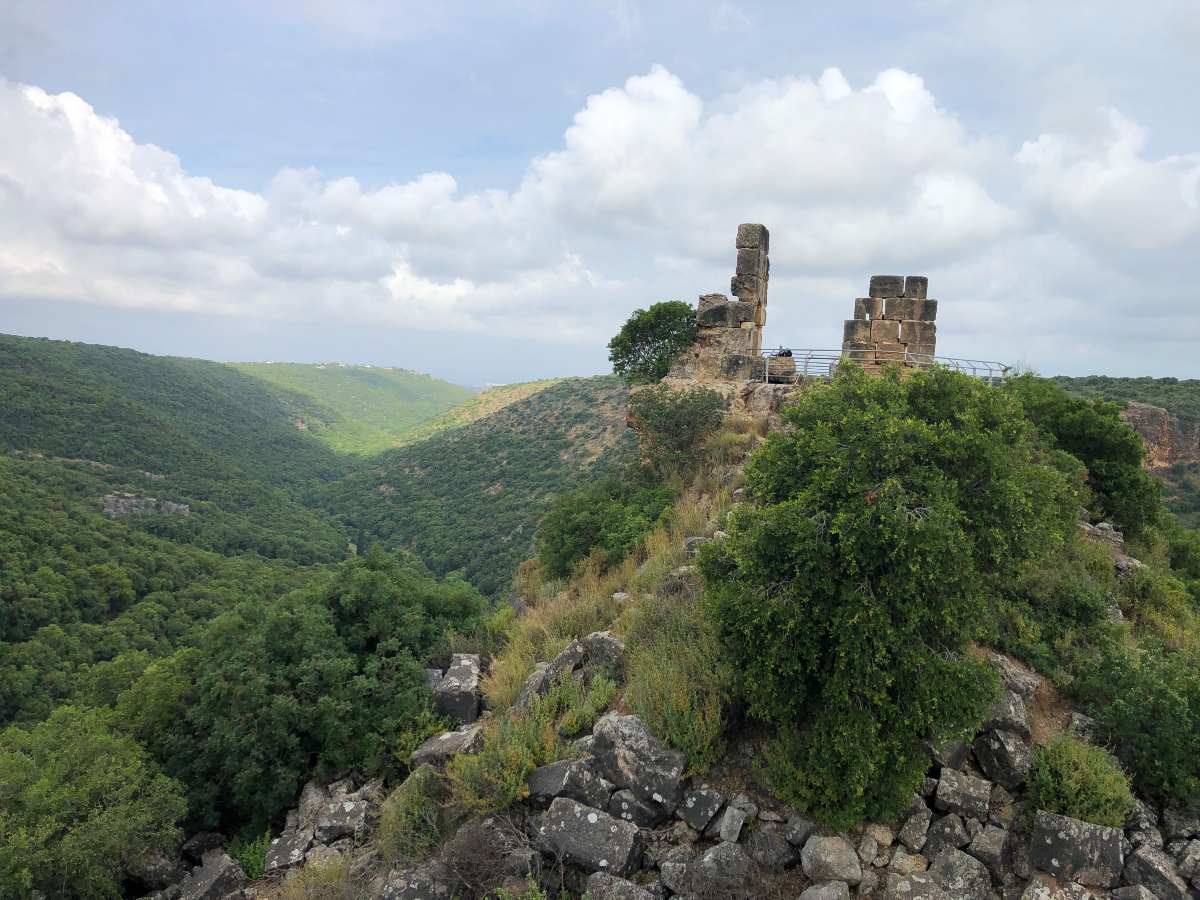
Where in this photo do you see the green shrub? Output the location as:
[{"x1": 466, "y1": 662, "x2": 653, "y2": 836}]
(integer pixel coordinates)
[
  {"x1": 1006, "y1": 375, "x2": 1161, "y2": 535},
  {"x1": 608, "y1": 301, "x2": 697, "y2": 384},
  {"x1": 229, "y1": 829, "x2": 270, "y2": 880},
  {"x1": 1077, "y1": 643, "x2": 1200, "y2": 804},
  {"x1": 537, "y1": 475, "x2": 675, "y2": 578},
  {"x1": 556, "y1": 675, "x2": 618, "y2": 738},
  {"x1": 0, "y1": 706, "x2": 187, "y2": 900},
  {"x1": 701, "y1": 365, "x2": 1079, "y2": 828},
  {"x1": 1028, "y1": 734, "x2": 1134, "y2": 827},
  {"x1": 628, "y1": 384, "x2": 725, "y2": 475},
  {"x1": 624, "y1": 591, "x2": 730, "y2": 772},
  {"x1": 377, "y1": 765, "x2": 446, "y2": 865}
]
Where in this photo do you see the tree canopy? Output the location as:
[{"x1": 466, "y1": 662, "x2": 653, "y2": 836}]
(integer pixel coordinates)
[{"x1": 607, "y1": 301, "x2": 696, "y2": 384}]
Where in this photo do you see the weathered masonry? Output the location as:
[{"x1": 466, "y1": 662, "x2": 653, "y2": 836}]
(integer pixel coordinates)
[{"x1": 841, "y1": 274, "x2": 938, "y2": 367}]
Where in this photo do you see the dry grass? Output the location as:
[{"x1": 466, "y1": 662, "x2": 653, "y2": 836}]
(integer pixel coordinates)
[{"x1": 483, "y1": 472, "x2": 733, "y2": 713}]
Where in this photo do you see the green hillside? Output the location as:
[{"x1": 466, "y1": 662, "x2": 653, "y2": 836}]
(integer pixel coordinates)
[
  {"x1": 234, "y1": 362, "x2": 476, "y2": 454},
  {"x1": 393, "y1": 378, "x2": 562, "y2": 447},
  {"x1": 325, "y1": 376, "x2": 633, "y2": 595},
  {"x1": 0, "y1": 334, "x2": 354, "y2": 564}
]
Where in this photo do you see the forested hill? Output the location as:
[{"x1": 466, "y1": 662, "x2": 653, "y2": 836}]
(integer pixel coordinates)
[
  {"x1": 1053, "y1": 374, "x2": 1200, "y2": 421},
  {"x1": 324, "y1": 376, "x2": 633, "y2": 595},
  {"x1": 232, "y1": 362, "x2": 475, "y2": 455}
]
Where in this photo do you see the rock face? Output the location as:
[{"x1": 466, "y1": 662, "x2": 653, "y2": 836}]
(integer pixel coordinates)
[
  {"x1": 536, "y1": 796, "x2": 643, "y2": 876},
  {"x1": 526, "y1": 758, "x2": 614, "y2": 811},
  {"x1": 102, "y1": 492, "x2": 190, "y2": 518},
  {"x1": 176, "y1": 850, "x2": 245, "y2": 900},
  {"x1": 591, "y1": 714, "x2": 686, "y2": 814},
  {"x1": 1121, "y1": 401, "x2": 1200, "y2": 470},
  {"x1": 432, "y1": 653, "x2": 481, "y2": 724},
  {"x1": 1029, "y1": 810, "x2": 1125, "y2": 888}
]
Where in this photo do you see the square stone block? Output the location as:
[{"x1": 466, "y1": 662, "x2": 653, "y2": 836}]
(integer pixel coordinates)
[
  {"x1": 736, "y1": 248, "x2": 766, "y2": 277},
  {"x1": 843, "y1": 319, "x2": 872, "y2": 344},
  {"x1": 697, "y1": 293, "x2": 728, "y2": 313},
  {"x1": 871, "y1": 319, "x2": 900, "y2": 343},
  {"x1": 735, "y1": 223, "x2": 770, "y2": 251},
  {"x1": 730, "y1": 274, "x2": 762, "y2": 303},
  {"x1": 907, "y1": 343, "x2": 936, "y2": 361},
  {"x1": 903, "y1": 276, "x2": 928, "y2": 299},
  {"x1": 854, "y1": 297, "x2": 884, "y2": 320},
  {"x1": 842, "y1": 342, "x2": 875, "y2": 362},
  {"x1": 901, "y1": 320, "x2": 936, "y2": 345},
  {"x1": 869, "y1": 275, "x2": 905, "y2": 298},
  {"x1": 920, "y1": 299, "x2": 938, "y2": 321},
  {"x1": 876, "y1": 341, "x2": 908, "y2": 362},
  {"x1": 884, "y1": 297, "x2": 921, "y2": 320}
]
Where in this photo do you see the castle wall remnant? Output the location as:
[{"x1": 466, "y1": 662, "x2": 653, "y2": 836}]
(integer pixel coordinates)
[
  {"x1": 841, "y1": 275, "x2": 938, "y2": 367},
  {"x1": 670, "y1": 224, "x2": 769, "y2": 383}
]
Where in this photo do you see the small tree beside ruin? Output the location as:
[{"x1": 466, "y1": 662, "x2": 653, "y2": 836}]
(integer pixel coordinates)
[{"x1": 608, "y1": 301, "x2": 696, "y2": 384}]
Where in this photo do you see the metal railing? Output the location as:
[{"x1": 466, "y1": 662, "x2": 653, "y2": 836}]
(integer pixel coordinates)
[{"x1": 755, "y1": 349, "x2": 1010, "y2": 384}]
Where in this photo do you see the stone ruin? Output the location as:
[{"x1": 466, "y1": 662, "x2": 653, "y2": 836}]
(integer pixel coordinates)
[
  {"x1": 668, "y1": 223, "x2": 770, "y2": 385},
  {"x1": 841, "y1": 275, "x2": 938, "y2": 368},
  {"x1": 665, "y1": 224, "x2": 951, "y2": 418}
]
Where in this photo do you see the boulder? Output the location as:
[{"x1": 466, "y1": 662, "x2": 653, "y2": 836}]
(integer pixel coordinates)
[
  {"x1": 591, "y1": 714, "x2": 686, "y2": 813},
  {"x1": 966, "y1": 823, "x2": 1008, "y2": 878},
  {"x1": 786, "y1": 811, "x2": 819, "y2": 847},
  {"x1": 677, "y1": 786, "x2": 724, "y2": 831},
  {"x1": 514, "y1": 663, "x2": 550, "y2": 711},
  {"x1": 745, "y1": 824, "x2": 799, "y2": 870},
  {"x1": 671, "y1": 842, "x2": 761, "y2": 900},
  {"x1": 930, "y1": 739, "x2": 970, "y2": 770},
  {"x1": 585, "y1": 873, "x2": 656, "y2": 900},
  {"x1": 800, "y1": 882, "x2": 851, "y2": 900},
  {"x1": 899, "y1": 805, "x2": 933, "y2": 852},
  {"x1": 1029, "y1": 810, "x2": 1124, "y2": 888},
  {"x1": 985, "y1": 690, "x2": 1031, "y2": 739},
  {"x1": 934, "y1": 769, "x2": 992, "y2": 821},
  {"x1": 378, "y1": 862, "x2": 455, "y2": 899},
  {"x1": 545, "y1": 639, "x2": 587, "y2": 684},
  {"x1": 884, "y1": 871, "x2": 949, "y2": 899},
  {"x1": 889, "y1": 848, "x2": 928, "y2": 876},
  {"x1": 927, "y1": 848, "x2": 991, "y2": 900},
  {"x1": 536, "y1": 796, "x2": 643, "y2": 876},
  {"x1": 409, "y1": 722, "x2": 485, "y2": 768},
  {"x1": 177, "y1": 850, "x2": 245, "y2": 900},
  {"x1": 973, "y1": 729, "x2": 1032, "y2": 790},
  {"x1": 1121, "y1": 843, "x2": 1190, "y2": 900},
  {"x1": 1020, "y1": 874, "x2": 1102, "y2": 899},
  {"x1": 1174, "y1": 837, "x2": 1200, "y2": 878},
  {"x1": 179, "y1": 832, "x2": 224, "y2": 863},
  {"x1": 314, "y1": 798, "x2": 370, "y2": 843},
  {"x1": 263, "y1": 826, "x2": 314, "y2": 876},
  {"x1": 582, "y1": 630, "x2": 626, "y2": 670},
  {"x1": 924, "y1": 813, "x2": 969, "y2": 859},
  {"x1": 1162, "y1": 807, "x2": 1200, "y2": 841},
  {"x1": 432, "y1": 653, "x2": 481, "y2": 723},
  {"x1": 526, "y1": 758, "x2": 614, "y2": 810},
  {"x1": 610, "y1": 789, "x2": 667, "y2": 827},
  {"x1": 1110, "y1": 887, "x2": 1160, "y2": 900},
  {"x1": 802, "y1": 835, "x2": 863, "y2": 885},
  {"x1": 986, "y1": 652, "x2": 1044, "y2": 699}
]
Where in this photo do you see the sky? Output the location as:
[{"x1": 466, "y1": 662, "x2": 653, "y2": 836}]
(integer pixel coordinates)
[{"x1": 1, "y1": 1, "x2": 1198, "y2": 386}]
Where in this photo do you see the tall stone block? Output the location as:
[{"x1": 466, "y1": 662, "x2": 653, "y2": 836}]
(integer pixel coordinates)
[
  {"x1": 854, "y1": 297, "x2": 884, "y2": 320},
  {"x1": 844, "y1": 320, "x2": 872, "y2": 344},
  {"x1": 871, "y1": 319, "x2": 900, "y2": 343},
  {"x1": 736, "y1": 223, "x2": 769, "y2": 251},
  {"x1": 903, "y1": 276, "x2": 928, "y2": 299},
  {"x1": 736, "y1": 248, "x2": 767, "y2": 277}
]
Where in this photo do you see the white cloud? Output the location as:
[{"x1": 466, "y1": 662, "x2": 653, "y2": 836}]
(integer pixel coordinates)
[{"x1": 1, "y1": 66, "x2": 1198, "y2": 372}]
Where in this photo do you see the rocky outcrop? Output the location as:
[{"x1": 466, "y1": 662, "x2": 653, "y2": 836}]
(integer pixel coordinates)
[
  {"x1": 103, "y1": 492, "x2": 190, "y2": 518},
  {"x1": 432, "y1": 653, "x2": 481, "y2": 724},
  {"x1": 1121, "y1": 402, "x2": 1200, "y2": 470}
]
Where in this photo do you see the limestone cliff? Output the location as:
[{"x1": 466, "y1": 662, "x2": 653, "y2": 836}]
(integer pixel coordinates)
[{"x1": 1120, "y1": 401, "x2": 1200, "y2": 470}]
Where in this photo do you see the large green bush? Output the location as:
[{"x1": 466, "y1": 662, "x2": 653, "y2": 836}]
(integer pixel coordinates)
[
  {"x1": 0, "y1": 706, "x2": 187, "y2": 900},
  {"x1": 1028, "y1": 734, "x2": 1134, "y2": 827},
  {"x1": 628, "y1": 384, "x2": 725, "y2": 475},
  {"x1": 1007, "y1": 375, "x2": 1161, "y2": 535},
  {"x1": 700, "y1": 365, "x2": 1079, "y2": 827},
  {"x1": 536, "y1": 475, "x2": 675, "y2": 578},
  {"x1": 1077, "y1": 643, "x2": 1200, "y2": 804},
  {"x1": 608, "y1": 301, "x2": 697, "y2": 384}
]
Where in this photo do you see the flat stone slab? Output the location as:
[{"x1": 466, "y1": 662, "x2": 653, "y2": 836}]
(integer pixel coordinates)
[
  {"x1": 1029, "y1": 810, "x2": 1124, "y2": 888},
  {"x1": 536, "y1": 796, "x2": 642, "y2": 876}
]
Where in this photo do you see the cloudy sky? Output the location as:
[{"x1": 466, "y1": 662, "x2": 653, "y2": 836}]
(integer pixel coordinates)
[{"x1": 1, "y1": 1, "x2": 1197, "y2": 385}]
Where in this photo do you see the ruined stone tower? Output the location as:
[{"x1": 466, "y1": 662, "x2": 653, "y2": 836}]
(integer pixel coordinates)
[
  {"x1": 669, "y1": 223, "x2": 769, "y2": 383},
  {"x1": 841, "y1": 275, "x2": 938, "y2": 366}
]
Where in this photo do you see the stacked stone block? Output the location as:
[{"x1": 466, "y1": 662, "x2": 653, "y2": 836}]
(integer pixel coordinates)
[
  {"x1": 671, "y1": 224, "x2": 770, "y2": 381},
  {"x1": 842, "y1": 275, "x2": 938, "y2": 366}
]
